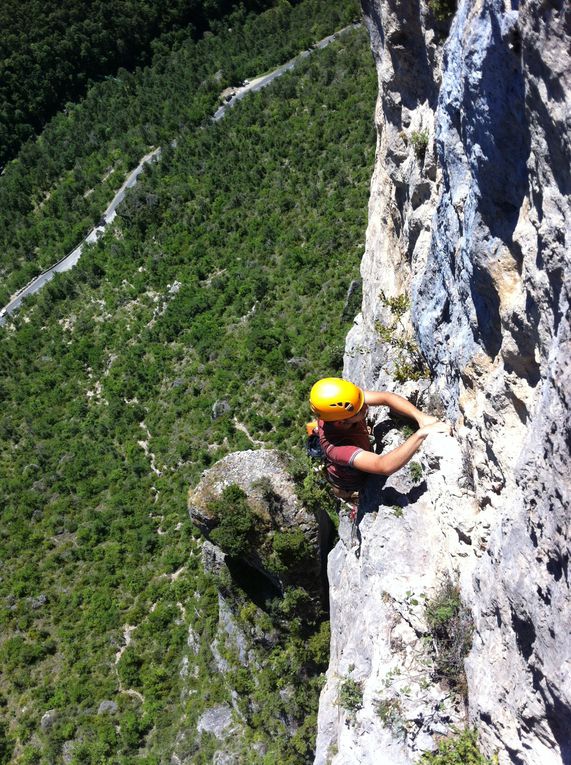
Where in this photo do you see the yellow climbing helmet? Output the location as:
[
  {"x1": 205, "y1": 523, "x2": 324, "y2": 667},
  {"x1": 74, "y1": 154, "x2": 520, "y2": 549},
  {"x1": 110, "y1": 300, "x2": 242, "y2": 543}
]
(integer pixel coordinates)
[{"x1": 309, "y1": 378, "x2": 365, "y2": 422}]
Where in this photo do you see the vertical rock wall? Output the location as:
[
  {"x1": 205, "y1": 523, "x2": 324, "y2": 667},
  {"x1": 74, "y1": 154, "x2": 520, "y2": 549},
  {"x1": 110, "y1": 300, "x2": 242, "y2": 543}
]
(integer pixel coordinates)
[{"x1": 316, "y1": 0, "x2": 570, "y2": 763}]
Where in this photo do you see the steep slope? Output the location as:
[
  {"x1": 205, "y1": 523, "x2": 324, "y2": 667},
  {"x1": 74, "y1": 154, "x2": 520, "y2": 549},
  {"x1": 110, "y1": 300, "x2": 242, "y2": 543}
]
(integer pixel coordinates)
[
  {"x1": 0, "y1": 0, "x2": 276, "y2": 167},
  {"x1": 316, "y1": 0, "x2": 570, "y2": 763},
  {"x1": 0, "y1": 18, "x2": 376, "y2": 763}
]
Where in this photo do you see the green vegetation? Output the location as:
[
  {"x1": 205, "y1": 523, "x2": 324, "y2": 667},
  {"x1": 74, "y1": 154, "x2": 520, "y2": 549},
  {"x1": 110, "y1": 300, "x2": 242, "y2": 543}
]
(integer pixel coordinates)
[
  {"x1": 381, "y1": 292, "x2": 410, "y2": 318},
  {"x1": 209, "y1": 485, "x2": 260, "y2": 558},
  {"x1": 375, "y1": 697, "x2": 405, "y2": 737},
  {"x1": 0, "y1": 0, "x2": 277, "y2": 167},
  {"x1": 420, "y1": 728, "x2": 497, "y2": 764},
  {"x1": 194, "y1": 570, "x2": 330, "y2": 764},
  {"x1": 290, "y1": 454, "x2": 340, "y2": 528},
  {"x1": 409, "y1": 461, "x2": 423, "y2": 483},
  {"x1": 0, "y1": 0, "x2": 360, "y2": 303},
  {"x1": 0, "y1": 5, "x2": 373, "y2": 762},
  {"x1": 307, "y1": 621, "x2": 331, "y2": 668},
  {"x1": 404, "y1": 589, "x2": 423, "y2": 607},
  {"x1": 339, "y1": 678, "x2": 363, "y2": 715},
  {"x1": 426, "y1": 580, "x2": 473, "y2": 696},
  {"x1": 375, "y1": 290, "x2": 430, "y2": 383},
  {"x1": 427, "y1": 0, "x2": 458, "y2": 23},
  {"x1": 208, "y1": 483, "x2": 312, "y2": 574},
  {"x1": 411, "y1": 130, "x2": 429, "y2": 160},
  {"x1": 271, "y1": 528, "x2": 312, "y2": 572}
]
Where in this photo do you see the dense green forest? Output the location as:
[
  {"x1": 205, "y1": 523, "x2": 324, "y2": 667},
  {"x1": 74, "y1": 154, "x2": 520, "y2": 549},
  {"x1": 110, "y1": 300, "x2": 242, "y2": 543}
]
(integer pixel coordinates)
[
  {"x1": 0, "y1": 2, "x2": 375, "y2": 762},
  {"x1": 0, "y1": 0, "x2": 359, "y2": 304},
  {"x1": 0, "y1": 0, "x2": 275, "y2": 167}
]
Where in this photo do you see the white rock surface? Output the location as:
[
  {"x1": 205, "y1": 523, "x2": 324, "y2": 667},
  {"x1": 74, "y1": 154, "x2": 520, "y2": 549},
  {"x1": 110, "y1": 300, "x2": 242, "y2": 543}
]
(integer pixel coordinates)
[
  {"x1": 316, "y1": 0, "x2": 570, "y2": 763},
  {"x1": 196, "y1": 704, "x2": 235, "y2": 738}
]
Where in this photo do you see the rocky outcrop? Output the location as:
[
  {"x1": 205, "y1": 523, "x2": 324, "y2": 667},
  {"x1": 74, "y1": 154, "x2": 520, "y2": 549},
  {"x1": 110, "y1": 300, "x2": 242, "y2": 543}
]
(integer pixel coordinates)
[
  {"x1": 315, "y1": 417, "x2": 486, "y2": 764},
  {"x1": 188, "y1": 448, "x2": 333, "y2": 607},
  {"x1": 184, "y1": 449, "x2": 334, "y2": 764},
  {"x1": 316, "y1": 0, "x2": 570, "y2": 763}
]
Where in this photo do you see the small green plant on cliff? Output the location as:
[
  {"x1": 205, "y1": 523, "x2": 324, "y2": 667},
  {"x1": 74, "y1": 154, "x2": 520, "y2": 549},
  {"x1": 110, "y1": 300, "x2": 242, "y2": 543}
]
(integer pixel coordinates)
[
  {"x1": 339, "y1": 678, "x2": 363, "y2": 715},
  {"x1": 425, "y1": 579, "x2": 473, "y2": 696},
  {"x1": 209, "y1": 484, "x2": 259, "y2": 558},
  {"x1": 409, "y1": 461, "x2": 423, "y2": 483},
  {"x1": 375, "y1": 697, "x2": 405, "y2": 737},
  {"x1": 375, "y1": 290, "x2": 430, "y2": 383},
  {"x1": 420, "y1": 728, "x2": 497, "y2": 764},
  {"x1": 382, "y1": 292, "x2": 410, "y2": 317},
  {"x1": 427, "y1": 0, "x2": 457, "y2": 22},
  {"x1": 411, "y1": 130, "x2": 429, "y2": 160}
]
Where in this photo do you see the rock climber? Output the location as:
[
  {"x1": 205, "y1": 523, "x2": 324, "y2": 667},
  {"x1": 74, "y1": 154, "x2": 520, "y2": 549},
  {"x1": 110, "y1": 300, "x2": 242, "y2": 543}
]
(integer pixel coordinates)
[{"x1": 309, "y1": 377, "x2": 450, "y2": 502}]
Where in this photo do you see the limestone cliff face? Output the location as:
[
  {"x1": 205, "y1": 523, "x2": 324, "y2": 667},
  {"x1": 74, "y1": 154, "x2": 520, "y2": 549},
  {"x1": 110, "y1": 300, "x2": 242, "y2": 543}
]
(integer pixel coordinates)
[{"x1": 316, "y1": 1, "x2": 570, "y2": 763}]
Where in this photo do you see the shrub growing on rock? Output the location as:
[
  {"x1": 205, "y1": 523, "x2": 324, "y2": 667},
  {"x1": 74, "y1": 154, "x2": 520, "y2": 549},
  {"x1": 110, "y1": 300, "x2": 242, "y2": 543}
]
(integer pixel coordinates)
[
  {"x1": 411, "y1": 130, "x2": 429, "y2": 159},
  {"x1": 427, "y1": 0, "x2": 457, "y2": 22},
  {"x1": 409, "y1": 461, "x2": 423, "y2": 483},
  {"x1": 209, "y1": 485, "x2": 260, "y2": 559},
  {"x1": 339, "y1": 678, "x2": 363, "y2": 714},
  {"x1": 271, "y1": 528, "x2": 311, "y2": 571},
  {"x1": 420, "y1": 727, "x2": 497, "y2": 764},
  {"x1": 426, "y1": 579, "x2": 473, "y2": 696}
]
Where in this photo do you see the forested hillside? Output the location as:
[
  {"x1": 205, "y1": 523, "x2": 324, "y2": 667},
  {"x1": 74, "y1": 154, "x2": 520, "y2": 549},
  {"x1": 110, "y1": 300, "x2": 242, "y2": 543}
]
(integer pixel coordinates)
[
  {"x1": 0, "y1": 2, "x2": 375, "y2": 762},
  {"x1": 0, "y1": 0, "x2": 274, "y2": 167},
  {"x1": 0, "y1": 0, "x2": 358, "y2": 306}
]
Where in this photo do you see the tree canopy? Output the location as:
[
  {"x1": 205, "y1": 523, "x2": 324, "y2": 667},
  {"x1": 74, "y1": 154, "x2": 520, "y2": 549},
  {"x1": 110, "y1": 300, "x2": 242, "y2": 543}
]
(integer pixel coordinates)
[
  {"x1": 0, "y1": 3, "x2": 375, "y2": 762},
  {"x1": 0, "y1": 0, "x2": 276, "y2": 167}
]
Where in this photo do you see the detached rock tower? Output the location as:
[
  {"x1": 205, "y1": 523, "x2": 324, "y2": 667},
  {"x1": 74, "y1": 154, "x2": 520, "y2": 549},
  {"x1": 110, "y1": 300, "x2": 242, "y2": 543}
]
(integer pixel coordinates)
[{"x1": 315, "y1": 0, "x2": 570, "y2": 763}]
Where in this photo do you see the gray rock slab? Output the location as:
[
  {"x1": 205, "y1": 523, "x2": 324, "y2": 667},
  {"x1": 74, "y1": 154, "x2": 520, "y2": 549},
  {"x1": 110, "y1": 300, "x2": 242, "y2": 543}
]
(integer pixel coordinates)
[{"x1": 197, "y1": 704, "x2": 234, "y2": 739}]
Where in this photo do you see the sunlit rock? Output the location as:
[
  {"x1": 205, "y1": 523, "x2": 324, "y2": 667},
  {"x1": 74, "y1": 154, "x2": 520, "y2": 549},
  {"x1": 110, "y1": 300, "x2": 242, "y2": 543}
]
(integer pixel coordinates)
[{"x1": 316, "y1": 0, "x2": 570, "y2": 762}]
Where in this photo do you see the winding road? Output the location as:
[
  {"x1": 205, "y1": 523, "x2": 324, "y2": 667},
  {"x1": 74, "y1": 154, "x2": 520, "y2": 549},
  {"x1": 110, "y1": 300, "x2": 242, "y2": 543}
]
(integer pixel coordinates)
[{"x1": 0, "y1": 24, "x2": 359, "y2": 326}]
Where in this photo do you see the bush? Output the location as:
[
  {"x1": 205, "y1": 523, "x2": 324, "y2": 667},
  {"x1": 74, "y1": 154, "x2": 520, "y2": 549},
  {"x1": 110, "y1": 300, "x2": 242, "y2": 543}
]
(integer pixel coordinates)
[
  {"x1": 0, "y1": 722, "x2": 13, "y2": 765},
  {"x1": 0, "y1": 636, "x2": 54, "y2": 671},
  {"x1": 420, "y1": 728, "x2": 497, "y2": 764},
  {"x1": 117, "y1": 646, "x2": 143, "y2": 689},
  {"x1": 18, "y1": 747, "x2": 42, "y2": 765},
  {"x1": 425, "y1": 580, "x2": 473, "y2": 696},
  {"x1": 209, "y1": 484, "x2": 259, "y2": 558},
  {"x1": 411, "y1": 130, "x2": 429, "y2": 160},
  {"x1": 409, "y1": 461, "x2": 423, "y2": 483},
  {"x1": 307, "y1": 620, "x2": 331, "y2": 670},
  {"x1": 271, "y1": 528, "x2": 311, "y2": 571},
  {"x1": 339, "y1": 678, "x2": 363, "y2": 713},
  {"x1": 375, "y1": 697, "x2": 405, "y2": 737},
  {"x1": 376, "y1": 291, "x2": 431, "y2": 383},
  {"x1": 120, "y1": 710, "x2": 150, "y2": 751},
  {"x1": 427, "y1": 0, "x2": 457, "y2": 22}
]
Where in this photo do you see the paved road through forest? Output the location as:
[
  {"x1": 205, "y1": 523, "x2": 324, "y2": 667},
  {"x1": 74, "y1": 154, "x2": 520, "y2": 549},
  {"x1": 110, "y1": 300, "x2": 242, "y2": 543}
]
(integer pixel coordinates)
[{"x1": 0, "y1": 24, "x2": 359, "y2": 325}]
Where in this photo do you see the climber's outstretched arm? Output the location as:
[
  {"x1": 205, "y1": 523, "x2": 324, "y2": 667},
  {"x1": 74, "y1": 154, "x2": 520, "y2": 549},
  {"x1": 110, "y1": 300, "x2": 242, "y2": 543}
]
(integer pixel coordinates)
[
  {"x1": 363, "y1": 390, "x2": 438, "y2": 428},
  {"x1": 352, "y1": 421, "x2": 450, "y2": 476}
]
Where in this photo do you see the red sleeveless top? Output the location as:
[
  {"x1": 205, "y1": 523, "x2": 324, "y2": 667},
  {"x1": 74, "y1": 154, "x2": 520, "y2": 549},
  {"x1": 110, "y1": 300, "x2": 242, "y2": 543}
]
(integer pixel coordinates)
[{"x1": 318, "y1": 418, "x2": 372, "y2": 491}]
